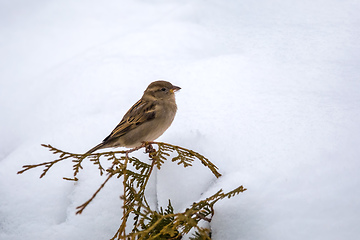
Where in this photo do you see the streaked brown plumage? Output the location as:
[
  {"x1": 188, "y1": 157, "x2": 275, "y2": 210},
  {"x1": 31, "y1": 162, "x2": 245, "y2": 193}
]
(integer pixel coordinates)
[{"x1": 85, "y1": 80, "x2": 180, "y2": 154}]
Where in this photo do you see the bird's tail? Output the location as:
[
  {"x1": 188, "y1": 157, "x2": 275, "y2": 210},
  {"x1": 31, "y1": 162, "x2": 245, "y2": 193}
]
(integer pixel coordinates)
[{"x1": 85, "y1": 143, "x2": 104, "y2": 155}]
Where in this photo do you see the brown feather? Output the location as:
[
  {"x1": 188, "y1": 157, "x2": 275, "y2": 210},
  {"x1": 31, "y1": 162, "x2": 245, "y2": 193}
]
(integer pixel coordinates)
[
  {"x1": 102, "y1": 100, "x2": 156, "y2": 143},
  {"x1": 85, "y1": 142, "x2": 105, "y2": 155}
]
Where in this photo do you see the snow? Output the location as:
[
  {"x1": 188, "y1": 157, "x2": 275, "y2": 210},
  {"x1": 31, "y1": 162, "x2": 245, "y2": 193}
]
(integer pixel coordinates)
[{"x1": 1, "y1": 0, "x2": 360, "y2": 239}]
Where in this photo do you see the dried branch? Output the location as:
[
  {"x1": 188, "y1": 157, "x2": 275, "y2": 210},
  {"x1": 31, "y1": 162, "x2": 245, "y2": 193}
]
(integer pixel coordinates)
[
  {"x1": 76, "y1": 170, "x2": 114, "y2": 215},
  {"x1": 18, "y1": 141, "x2": 245, "y2": 240}
]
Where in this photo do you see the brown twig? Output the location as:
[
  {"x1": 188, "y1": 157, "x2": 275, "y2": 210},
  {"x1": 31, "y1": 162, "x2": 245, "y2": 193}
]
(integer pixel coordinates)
[
  {"x1": 75, "y1": 169, "x2": 114, "y2": 215},
  {"x1": 118, "y1": 151, "x2": 129, "y2": 239}
]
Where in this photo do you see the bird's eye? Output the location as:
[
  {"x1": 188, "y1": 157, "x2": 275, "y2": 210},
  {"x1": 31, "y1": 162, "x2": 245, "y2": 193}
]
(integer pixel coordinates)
[{"x1": 161, "y1": 87, "x2": 166, "y2": 91}]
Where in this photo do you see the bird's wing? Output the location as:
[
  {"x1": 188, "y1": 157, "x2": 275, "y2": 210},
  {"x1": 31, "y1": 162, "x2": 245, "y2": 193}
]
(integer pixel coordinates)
[{"x1": 102, "y1": 99, "x2": 156, "y2": 142}]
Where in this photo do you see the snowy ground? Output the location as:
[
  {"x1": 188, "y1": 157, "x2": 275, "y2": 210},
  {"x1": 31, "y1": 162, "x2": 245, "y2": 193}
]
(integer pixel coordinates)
[{"x1": 1, "y1": 0, "x2": 360, "y2": 239}]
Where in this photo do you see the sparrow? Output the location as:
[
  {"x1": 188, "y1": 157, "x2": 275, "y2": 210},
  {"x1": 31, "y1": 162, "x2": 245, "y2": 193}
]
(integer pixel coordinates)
[{"x1": 85, "y1": 80, "x2": 180, "y2": 154}]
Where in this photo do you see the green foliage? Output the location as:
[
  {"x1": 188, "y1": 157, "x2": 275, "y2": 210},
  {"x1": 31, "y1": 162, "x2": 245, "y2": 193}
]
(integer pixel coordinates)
[{"x1": 18, "y1": 142, "x2": 246, "y2": 239}]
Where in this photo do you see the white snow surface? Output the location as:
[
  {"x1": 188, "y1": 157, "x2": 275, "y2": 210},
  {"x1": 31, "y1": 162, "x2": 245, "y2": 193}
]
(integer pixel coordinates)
[{"x1": 1, "y1": 0, "x2": 360, "y2": 239}]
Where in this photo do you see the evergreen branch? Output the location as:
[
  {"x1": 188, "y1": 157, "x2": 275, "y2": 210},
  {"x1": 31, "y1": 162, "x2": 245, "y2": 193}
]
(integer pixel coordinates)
[
  {"x1": 224, "y1": 185, "x2": 247, "y2": 198},
  {"x1": 189, "y1": 228, "x2": 212, "y2": 240},
  {"x1": 89, "y1": 155, "x2": 105, "y2": 176},
  {"x1": 17, "y1": 144, "x2": 77, "y2": 177},
  {"x1": 71, "y1": 158, "x2": 84, "y2": 176},
  {"x1": 152, "y1": 142, "x2": 222, "y2": 178},
  {"x1": 118, "y1": 153, "x2": 130, "y2": 238},
  {"x1": 126, "y1": 169, "x2": 147, "y2": 187},
  {"x1": 18, "y1": 144, "x2": 81, "y2": 177},
  {"x1": 127, "y1": 186, "x2": 246, "y2": 239},
  {"x1": 128, "y1": 157, "x2": 151, "y2": 174},
  {"x1": 17, "y1": 156, "x2": 70, "y2": 177},
  {"x1": 18, "y1": 142, "x2": 245, "y2": 240},
  {"x1": 133, "y1": 158, "x2": 156, "y2": 229}
]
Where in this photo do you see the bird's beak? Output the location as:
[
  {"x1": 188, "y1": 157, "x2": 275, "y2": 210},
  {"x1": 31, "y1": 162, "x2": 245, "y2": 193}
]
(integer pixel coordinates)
[{"x1": 170, "y1": 85, "x2": 181, "y2": 93}]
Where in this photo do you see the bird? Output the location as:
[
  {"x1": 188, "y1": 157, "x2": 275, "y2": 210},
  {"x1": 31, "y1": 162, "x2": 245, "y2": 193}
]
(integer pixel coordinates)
[{"x1": 85, "y1": 80, "x2": 181, "y2": 154}]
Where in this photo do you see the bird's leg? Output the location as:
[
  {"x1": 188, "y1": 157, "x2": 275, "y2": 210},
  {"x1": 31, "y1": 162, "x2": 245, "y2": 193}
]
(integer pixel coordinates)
[
  {"x1": 145, "y1": 144, "x2": 155, "y2": 155},
  {"x1": 142, "y1": 141, "x2": 156, "y2": 157}
]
